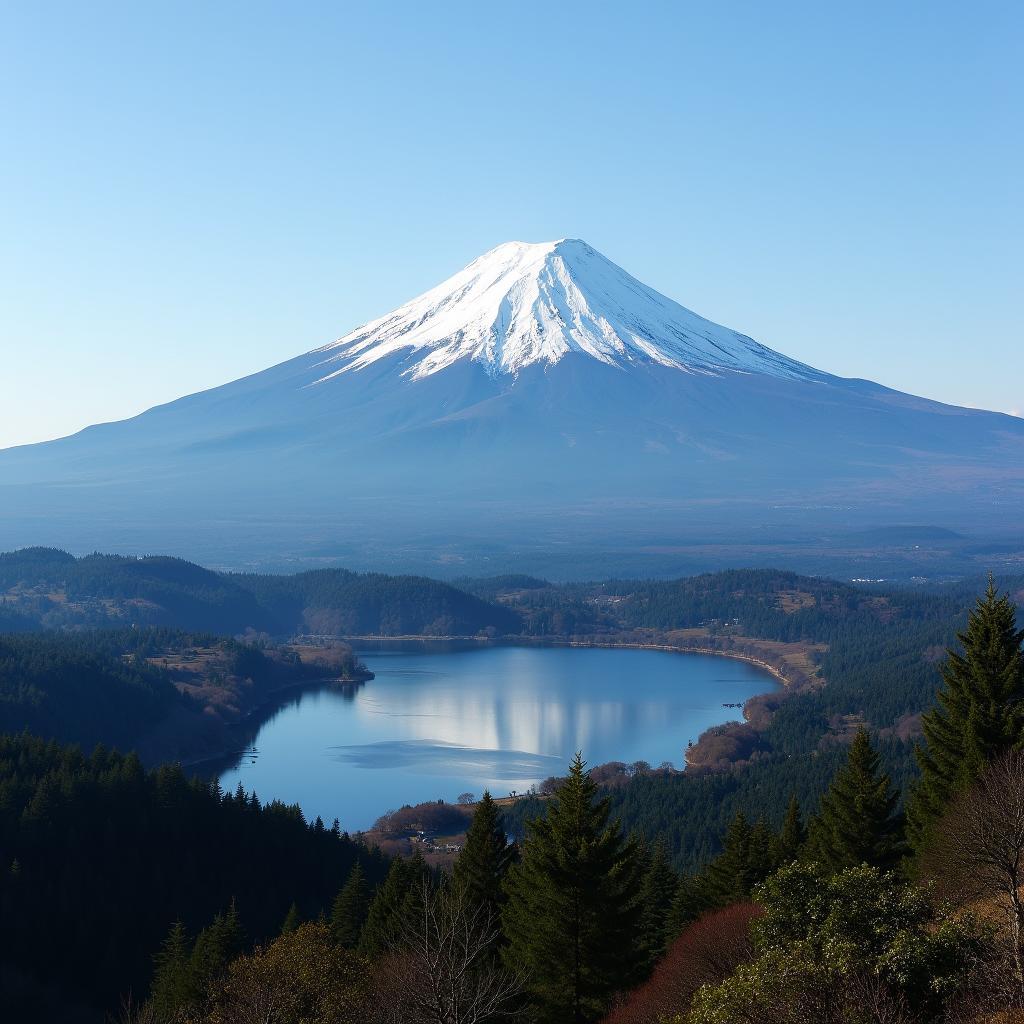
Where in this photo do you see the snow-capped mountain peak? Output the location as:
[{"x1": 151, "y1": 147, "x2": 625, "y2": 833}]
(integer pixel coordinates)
[{"x1": 310, "y1": 238, "x2": 821, "y2": 383}]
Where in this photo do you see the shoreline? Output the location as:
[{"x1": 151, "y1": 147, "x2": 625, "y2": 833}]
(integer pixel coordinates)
[
  {"x1": 177, "y1": 669, "x2": 374, "y2": 772},
  {"x1": 339, "y1": 633, "x2": 793, "y2": 688},
  {"x1": 341, "y1": 634, "x2": 814, "y2": 776},
  {"x1": 184, "y1": 635, "x2": 811, "y2": 795}
]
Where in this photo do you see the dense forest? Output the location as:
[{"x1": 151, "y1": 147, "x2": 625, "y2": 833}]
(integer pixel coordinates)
[
  {"x1": 0, "y1": 547, "x2": 520, "y2": 636},
  {"x1": 2, "y1": 549, "x2": 1024, "y2": 1020},
  {"x1": 4, "y1": 578, "x2": 1022, "y2": 1022},
  {"x1": 114, "y1": 582, "x2": 1022, "y2": 1024},
  {"x1": 0, "y1": 629, "x2": 368, "y2": 763},
  {"x1": 3, "y1": 546, "x2": 1023, "y2": 871},
  {"x1": 0, "y1": 734, "x2": 388, "y2": 1021}
]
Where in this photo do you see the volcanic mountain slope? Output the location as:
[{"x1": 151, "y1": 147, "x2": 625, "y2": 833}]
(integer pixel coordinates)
[{"x1": 1, "y1": 239, "x2": 1022, "y2": 570}]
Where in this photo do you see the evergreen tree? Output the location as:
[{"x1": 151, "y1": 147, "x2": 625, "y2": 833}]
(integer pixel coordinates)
[
  {"x1": 774, "y1": 794, "x2": 806, "y2": 865},
  {"x1": 908, "y1": 578, "x2": 1024, "y2": 848},
  {"x1": 280, "y1": 901, "x2": 301, "y2": 935},
  {"x1": 357, "y1": 851, "x2": 428, "y2": 957},
  {"x1": 808, "y1": 727, "x2": 900, "y2": 871},
  {"x1": 747, "y1": 819, "x2": 776, "y2": 881},
  {"x1": 702, "y1": 811, "x2": 756, "y2": 906},
  {"x1": 453, "y1": 790, "x2": 514, "y2": 922},
  {"x1": 223, "y1": 897, "x2": 245, "y2": 956},
  {"x1": 330, "y1": 861, "x2": 370, "y2": 948},
  {"x1": 358, "y1": 858, "x2": 408, "y2": 958},
  {"x1": 502, "y1": 753, "x2": 645, "y2": 1024},
  {"x1": 639, "y1": 841, "x2": 679, "y2": 968},
  {"x1": 666, "y1": 874, "x2": 705, "y2": 940},
  {"x1": 190, "y1": 899, "x2": 246, "y2": 990},
  {"x1": 150, "y1": 920, "x2": 198, "y2": 1017}
]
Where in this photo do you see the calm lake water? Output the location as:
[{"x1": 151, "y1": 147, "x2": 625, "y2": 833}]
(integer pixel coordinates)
[{"x1": 217, "y1": 645, "x2": 777, "y2": 832}]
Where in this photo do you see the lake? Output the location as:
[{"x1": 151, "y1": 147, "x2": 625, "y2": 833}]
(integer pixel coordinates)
[{"x1": 217, "y1": 644, "x2": 778, "y2": 832}]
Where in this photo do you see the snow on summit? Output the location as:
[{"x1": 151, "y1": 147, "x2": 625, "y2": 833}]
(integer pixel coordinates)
[{"x1": 311, "y1": 239, "x2": 822, "y2": 383}]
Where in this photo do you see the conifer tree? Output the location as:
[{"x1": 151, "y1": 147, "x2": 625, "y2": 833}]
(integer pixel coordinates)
[
  {"x1": 502, "y1": 753, "x2": 644, "y2": 1024},
  {"x1": 639, "y1": 841, "x2": 679, "y2": 968},
  {"x1": 747, "y1": 819, "x2": 776, "y2": 881},
  {"x1": 330, "y1": 861, "x2": 370, "y2": 948},
  {"x1": 223, "y1": 897, "x2": 245, "y2": 956},
  {"x1": 666, "y1": 874, "x2": 705, "y2": 939},
  {"x1": 808, "y1": 727, "x2": 900, "y2": 871},
  {"x1": 453, "y1": 790, "x2": 514, "y2": 922},
  {"x1": 190, "y1": 899, "x2": 246, "y2": 991},
  {"x1": 702, "y1": 811, "x2": 756, "y2": 906},
  {"x1": 358, "y1": 857, "x2": 407, "y2": 958},
  {"x1": 150, "y1": 920, "x2": 198, "y2": 1017},
  {"x1": 908, "y1": 578, "x2": 1024, "y2": 848},
  {"x1": 774, "y1": 794, "x2": 806, "y2": 865},
  {"x1": 357, "y1": 851, "x2": 429, "y2": 957},
  {"x1": 280, "y1": 901, "x2": 301, "y2": 935}
]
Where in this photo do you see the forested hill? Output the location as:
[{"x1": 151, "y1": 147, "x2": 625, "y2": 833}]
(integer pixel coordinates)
[
  {"x1": 0, "y1": 547, "x2": 520, "y2": 636},
  {"x1": 229, "y1": 568, "x2": 522, "y2": 637},
  {"x1": 469, "y1": 567, "x2": 1011, "y2": 639},
  {"x1": 0, "y1": 629, "x2": 369, "y2": 761},
  {"x1": 8, "y1": 548, "x2": 1017, "y2": 645},
  {"x1": 0, "y1": 734, "x2": 387, "y2": 1019},
  {"x1": 0, "y1": 631, "x2": 183, "y2": 752}
]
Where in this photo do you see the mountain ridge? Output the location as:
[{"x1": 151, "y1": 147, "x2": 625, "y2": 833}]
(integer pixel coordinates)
[{"x1": 1, "y1": 239, "x2": 1022, "y2": 573}]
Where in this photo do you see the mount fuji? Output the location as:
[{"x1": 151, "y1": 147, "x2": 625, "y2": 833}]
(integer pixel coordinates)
[{"x1": 2, "y1": 239, "x2": 1022, "y2": 575}]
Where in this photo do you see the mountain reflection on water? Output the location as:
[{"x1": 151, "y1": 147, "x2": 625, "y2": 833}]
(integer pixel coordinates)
[{"x1": 217, "y1": 645, "x2": 777, "y2": 831}]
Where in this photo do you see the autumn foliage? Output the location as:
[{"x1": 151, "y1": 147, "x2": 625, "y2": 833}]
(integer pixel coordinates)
[{"x1": 601, "y1": 904, "x2": 760, "y2": 1024}]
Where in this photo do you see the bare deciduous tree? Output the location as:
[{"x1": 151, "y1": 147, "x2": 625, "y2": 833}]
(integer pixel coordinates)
[
  {"x1": 368, "y1": 879, "x2": 523, "y2": 1024},
  {"x1": 923, "y1": 751, "x2": 1024, "y2": 995}
]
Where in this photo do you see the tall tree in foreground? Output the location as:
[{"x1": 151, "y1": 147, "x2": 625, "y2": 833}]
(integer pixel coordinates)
[
  {"x1": 190, "y1": 899, "x2": 246, "y2": 994},
  {"x1": 921, "y1": 751, "x2": 1024, "y2": 1003},
  {"x1": 149, "y1": 920, "x2": 197, "y2": 1019},
  {"x1": 808, "y1": 727, "x2": 900, "y2": 871},
  {"x1": 701, "y1": 812, "x2": 768, "y2": 907},
  {"x1": 331, "y1": 861, "x2": 371, "y2": 948},
  {"x1": 909, "y1": 578, "x2": 1024, "y2": 850},
  {"x1": 369, "y1": 879, "x2": 523, "y2": 1024},
  {"x1": 358, "y1": 851, "x2": 429, "y2": 958},
  {"x1": 639, "y1": 841, "x2": 681, "y2": 969},
  {"x1": 774, "y1": 795, "x2": 806, "y2": 865},
  {"x1": 280, "y1": 902, "x2": 301, "y2": 935},
  {"x1": 502, "y1": 753, "x2": 645, "y2": 1024},
  {"x1": 453, "y1": 791, "x2": 515, "y2": 923}
]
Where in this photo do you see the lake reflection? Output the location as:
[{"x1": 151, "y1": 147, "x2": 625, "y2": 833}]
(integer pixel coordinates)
[{"x1": 218, "y1": 645, "x2": 776, "y2": 832}]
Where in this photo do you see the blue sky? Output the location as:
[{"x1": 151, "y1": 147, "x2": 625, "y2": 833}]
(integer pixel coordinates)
[{"x1": 1, "y1": 1, "x2": 1021, "y2": 447}]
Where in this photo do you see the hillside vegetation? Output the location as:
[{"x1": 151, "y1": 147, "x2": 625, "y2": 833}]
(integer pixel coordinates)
[
  {"x1": 0, "y1": 629, "x2": 369, "y2": 764},
  {"x1": 0, "y1": 547, "x2": 520, "y2": 636}
]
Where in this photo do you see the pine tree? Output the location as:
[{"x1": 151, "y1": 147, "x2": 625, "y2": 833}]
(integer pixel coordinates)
[
  {"x1": 666, "y1": 874, "x2": 705, "y2": 939},
  {"x1": 453, "y1": 790, "x2": 514, "y2": 922},
  {"x1": 502, "y1": 753, "x2": 645, "y2": 1024},
  {"x1": 747, "y1": 819, "x2": 776, "y2": 881},
  {"x1": 190, "y1": 899, "x2": 246, "y2": 990},
  {"x1": 908, "y1": 578, "x2": 1024, "y2": 849},
  {"x1": 702, "y1": 811, "x2": 756, "y2": 906},
  {"x1": 223, "y1": 897, "x2": 245, "y2": 956},
  {"x1": 775, "y1": 794, "x2": 806, "y2": 865},
  {"x1": 808, "y1": 727, "x2": 900, "y2": 871},
  {"x1": 330, "y1": 861, "x2": 370, "y2": 947},
  {"x1": 281, "y1": 901, "x2": 301, "y2": 935},
  {"x1": 639, "y1": 841, "x2": 679, "y2": 968},
  {"x1": 150, "y1": 920, "x2": 198, "y2": 1017},
  {"x1": 357, "y1": 851, "x2": 428, "y2": 957}
]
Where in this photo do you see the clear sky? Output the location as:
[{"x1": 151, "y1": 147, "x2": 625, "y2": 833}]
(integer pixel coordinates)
[{"x1": 1, "y1": 1, "x2": 1021, "y2": 448}]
